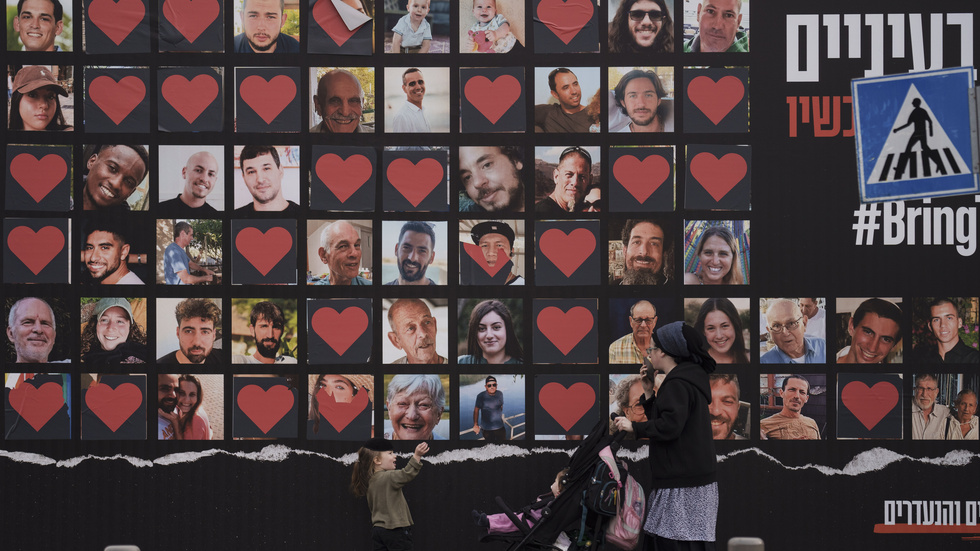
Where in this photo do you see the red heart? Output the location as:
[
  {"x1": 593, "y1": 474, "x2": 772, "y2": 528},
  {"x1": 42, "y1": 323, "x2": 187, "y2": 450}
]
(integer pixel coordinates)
[
  {"x1": 317, "y1": 385, "x2": 369, "y2": 432},
  {"x1": 7, "y1": 225, "x2": 65, "y2": 275},
  {"x1": 687, "y1": 75, "x2": 744, "y2": 125},
  {"x1": 9, "y1": 382, "x2": 64, "y2": 432},
  {"x1": 9, "y1": 153, "x2": 68, "y2": 203},
  {"x1": 234, "y1": 226, "x2": 292, "y2": 276},
  {"x1": 386, "y1": 158, "x2": 443, "y2": 207},
  {"x1": 239, "y1": 75, "x2": 297, "y2": 125},
  {"x1": 85, "y1": 383, "x2": 143, "y2": 433},
  {"x1": 537, "y1": 306, "x2": 593, "y2": 355},
  {"x1": 841, "y1": 381, "x2": 899, "y2": 431},
  {"x1": 237, "y1": 384, "x2": 295, "y2": 434},
  {"x1": 89, "y1": 75, "x2": 146, "y2": 125},
  {"x1": 539, "y1": 382, "x2": 595, "y2": 431},
  {"x1": 312, "y1": 0, "x2": 358, "y2": 46},
  {"x1": 462, "y1": 242, "x2": 509, "y2": 278},
  {"x1": 539, "y1": 228, "x2": 595, "y2": 278},
  {"x1": 689, "y1": 153, "x2": 746, "y2": 202},
  {"x1": 463, "y1": 75, "x2": 521, "y2": 125},
  {"x1": 536, "y1": 0, "x2": 594, "y2": 44},
  {"x1": 311, "y1": 306, "x2": 369, "y2": 356},
  {"x1": 161, "y1": 0, "x2": 219, "y2": 43},
  {"x1": 161, "y1": 74, "x2": 219, "y2": 124},
  {"x1": 315, "y1": 153, "x2": 372, "y2": 203},
  {"x1": 88, "y1": 0, "x2": 145, "y2": 45},
  {"x1": 613, "y1": 155, "x2": 670, "y2": 204}
]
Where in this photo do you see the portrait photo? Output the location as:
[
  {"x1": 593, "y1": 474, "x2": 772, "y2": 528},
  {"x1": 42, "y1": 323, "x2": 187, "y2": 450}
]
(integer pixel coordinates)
[
  {"x1": 155, "y1": 218, "x2": 222, "y2": 286},
  {"x1": 383, "y1": 373, "x2": 451, "y2": 440},
  {"x1": 155, "y1": 297, "x2": 223, "y2": 365},
  {"x1": 608, "y1": 66, "x2": 674, "y2": 133},
  {"x1": 383, "y1": 66, "x2": 450, "y2": 133},
  {"x1": 233, "y1": 0, "x2": 300, "y2": 53},
  {"x1": 835, "y1": 297, "x2": 904, "y2": 364},
  {"x1": 682, "y1": 219, "x2": 749, "y2": 285},
  {"x1": 5, "y1": 296, "x2": 71, "y2": 364},
  {"x1": 459, "y1": 373, "x2": 526, "y2": 441},
  {"x1": 684, "y1": 297, "x2": 750, "y2": 364},
  {"x1": 533, "y1": 146, "x2": 601, "y2": 215},
  {"x1": 80, "y1": 144, "x2": 150, "y2": 211},
  {"x1": 230, "y1": 298, "x2": 298, "y2": 365},
  {"x1": 7, "y1": 65, "x2": 74, "y2": 131},
  {"x1": 309, "y1": 67, "x2": 375, "y2": 133},
  {"x1": 608, "y1": 297, "x2": 678, "y2": 365},
  {"x1": 307, "y1": 219, "x2": 374, "y2": 285},
  {"x1": 907, "y1": 297, "x2": 979, "y2": 364},
  {"x1": 457, "y1": 298, "x2": 524, "y2": 364},
  {"x1": 381, "y1": 220, "x2": 448, "y2": 285},
  {"x1": 381, "y1": 298, "x2": 449, "y2": 364},
  {"x1": 78, "y1": 215, "x2": 151, "y2": 285},
  {"x1": 7, "y1": 0, "x2": 72, "y2": 51},
  {"x1": 458, "y1": 220, "x2": 525, "y2": 285},
  {"x1": 232, "y1": 145, "x2": 301, "y2": 212},
  {"x1": 608, "y1": 0, "x2": 674, "y2": 53},
  {"x1": 910, "y1": 372, "x2": 979, "y2": 440},
  {"x1": 607, "y1": 217, "x2": 673, "y2": 286},
  {"x1": 758, "y1": 297, "x2": 827, "y2": 364},
  {"x1": 533, "y1": 67, "x2": 601, "y2": 133},
  {"x1": 384, "y1": 0, "x2": 450, "y2": 52},
  {"x1": 158, "y1": 145, "x2": 225, "y2": 213},
  {"x1": 459, "y1": 0, "x2": 524, "y2": 53},
  {"x1": 682, "y1": 0, "x2": 749, "y2": 52},
  {"x1": 79, "y1": 297, "x2": 149, "y2": 365},
  {"x1": 457, "y1": 145, "x2": 526, "y2": 214},
  {"x1": 152, "y1": 373, "x2": 224, "y2": 440},
  {"x1": 760, "y1": 373, "x2": 825, "y2": 440}
]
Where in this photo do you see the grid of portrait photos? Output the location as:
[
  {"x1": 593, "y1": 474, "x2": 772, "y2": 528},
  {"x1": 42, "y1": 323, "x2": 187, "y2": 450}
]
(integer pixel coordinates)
[{"x1": 3, "y1": 0, "x2": 978, "y2": 446}]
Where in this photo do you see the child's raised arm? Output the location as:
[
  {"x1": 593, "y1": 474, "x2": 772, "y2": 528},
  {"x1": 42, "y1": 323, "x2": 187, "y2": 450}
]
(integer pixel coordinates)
[{"x1": 413, "y1": 442, "x2": 429, "y2": 462}]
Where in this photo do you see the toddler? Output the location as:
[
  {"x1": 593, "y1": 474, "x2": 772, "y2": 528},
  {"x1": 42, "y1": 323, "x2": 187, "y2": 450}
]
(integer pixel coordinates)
[
  {"x1": 472, "y1": 467, "x2": 568, "y2": 534},
  {"x1": 351, "y1": 438, "x2": 430, "y2": 550},
  {"x1": 391, "y1": 0, "x2": 432, "y2": 53},
  {"x1": 466, "y1": 0, "x2": 515, "y2": 52}
]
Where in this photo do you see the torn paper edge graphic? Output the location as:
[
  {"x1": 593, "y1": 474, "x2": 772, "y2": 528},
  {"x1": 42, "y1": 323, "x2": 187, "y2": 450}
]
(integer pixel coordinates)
[{"x1": 2, "y1": 446, "x2": 977, "y2": 475}]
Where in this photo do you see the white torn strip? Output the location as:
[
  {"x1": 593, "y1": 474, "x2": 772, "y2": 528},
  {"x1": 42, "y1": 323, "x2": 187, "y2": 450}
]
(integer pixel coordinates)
[
  {"x1": 2, "y1": 446, "x2": 977, "y2": 476},
  {"x1": 716, "y1": 447, "x2": 980, "y2": 476}
]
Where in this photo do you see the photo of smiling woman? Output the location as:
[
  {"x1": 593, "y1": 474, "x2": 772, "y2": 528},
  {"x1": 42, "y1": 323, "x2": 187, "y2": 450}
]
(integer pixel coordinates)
[
  {"x1": 383, "y1": 374, "x2": 450, "y2": 440},
  {"x1": 8, "y1": 65, "x2": 73, "y2": 131},
  {"x1": 683, "y1": 220, "x2": 749, "y2": 285},
  {"x1": 159, "y1": 374, "x2": 222, "y2": 440},
  {"x1": 687, "y1": 297, "x2": 750, "y2": 364},
  {"x1": 457, "y1": 299, "x2": 524, "y2": 364},
  {"x1": 80, "y1": 297, "x2": 148, "y2": 365}
]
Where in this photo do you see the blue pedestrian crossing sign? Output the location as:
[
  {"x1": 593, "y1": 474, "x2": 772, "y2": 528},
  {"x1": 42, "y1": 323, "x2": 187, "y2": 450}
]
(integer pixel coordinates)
[{"x1": 852, "y1": 67, "x2": 978, "y2": 203}]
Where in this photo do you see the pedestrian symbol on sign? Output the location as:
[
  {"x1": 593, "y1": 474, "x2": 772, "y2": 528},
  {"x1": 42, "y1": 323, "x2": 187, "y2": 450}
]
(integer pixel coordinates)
[{"x1": 871, "y1": 84, "x2": 967, "y2": 184}]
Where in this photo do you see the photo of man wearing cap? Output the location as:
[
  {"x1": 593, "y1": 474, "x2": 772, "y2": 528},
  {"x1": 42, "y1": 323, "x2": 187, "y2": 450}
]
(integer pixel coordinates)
[
  {"x1": 461, "y1": 220, "x2": 525, "y2": 285},
  {"x1": 8, "y1": 65, "x2": 73, "y2": 131}
]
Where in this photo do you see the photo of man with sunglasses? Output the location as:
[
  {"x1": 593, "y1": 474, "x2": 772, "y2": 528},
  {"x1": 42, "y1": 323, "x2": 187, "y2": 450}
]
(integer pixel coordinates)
[
  {"x1": 534, "y1": 146, "x2": 594, "y2": 215},
  {"x1": 608, "y1": 0, "x2": 675, "y2": 53},
  {"x1": 473, "y1": 376, "x2": 506, "y2": 442}
]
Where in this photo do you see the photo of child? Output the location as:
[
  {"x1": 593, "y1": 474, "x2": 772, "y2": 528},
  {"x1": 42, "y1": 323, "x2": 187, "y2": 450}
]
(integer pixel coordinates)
[
  {"x1": 391, "y1": 0, "x2": 432, "y2": 53},
  {"x1": 460, "y1": 0, "x2": 524, "y2": 53}
]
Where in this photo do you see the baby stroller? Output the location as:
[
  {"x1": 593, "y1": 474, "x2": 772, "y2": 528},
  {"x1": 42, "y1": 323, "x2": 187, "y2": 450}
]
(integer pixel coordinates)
[{"x1": 479, "y1": 419, "x2": 640, "y2": 550}]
